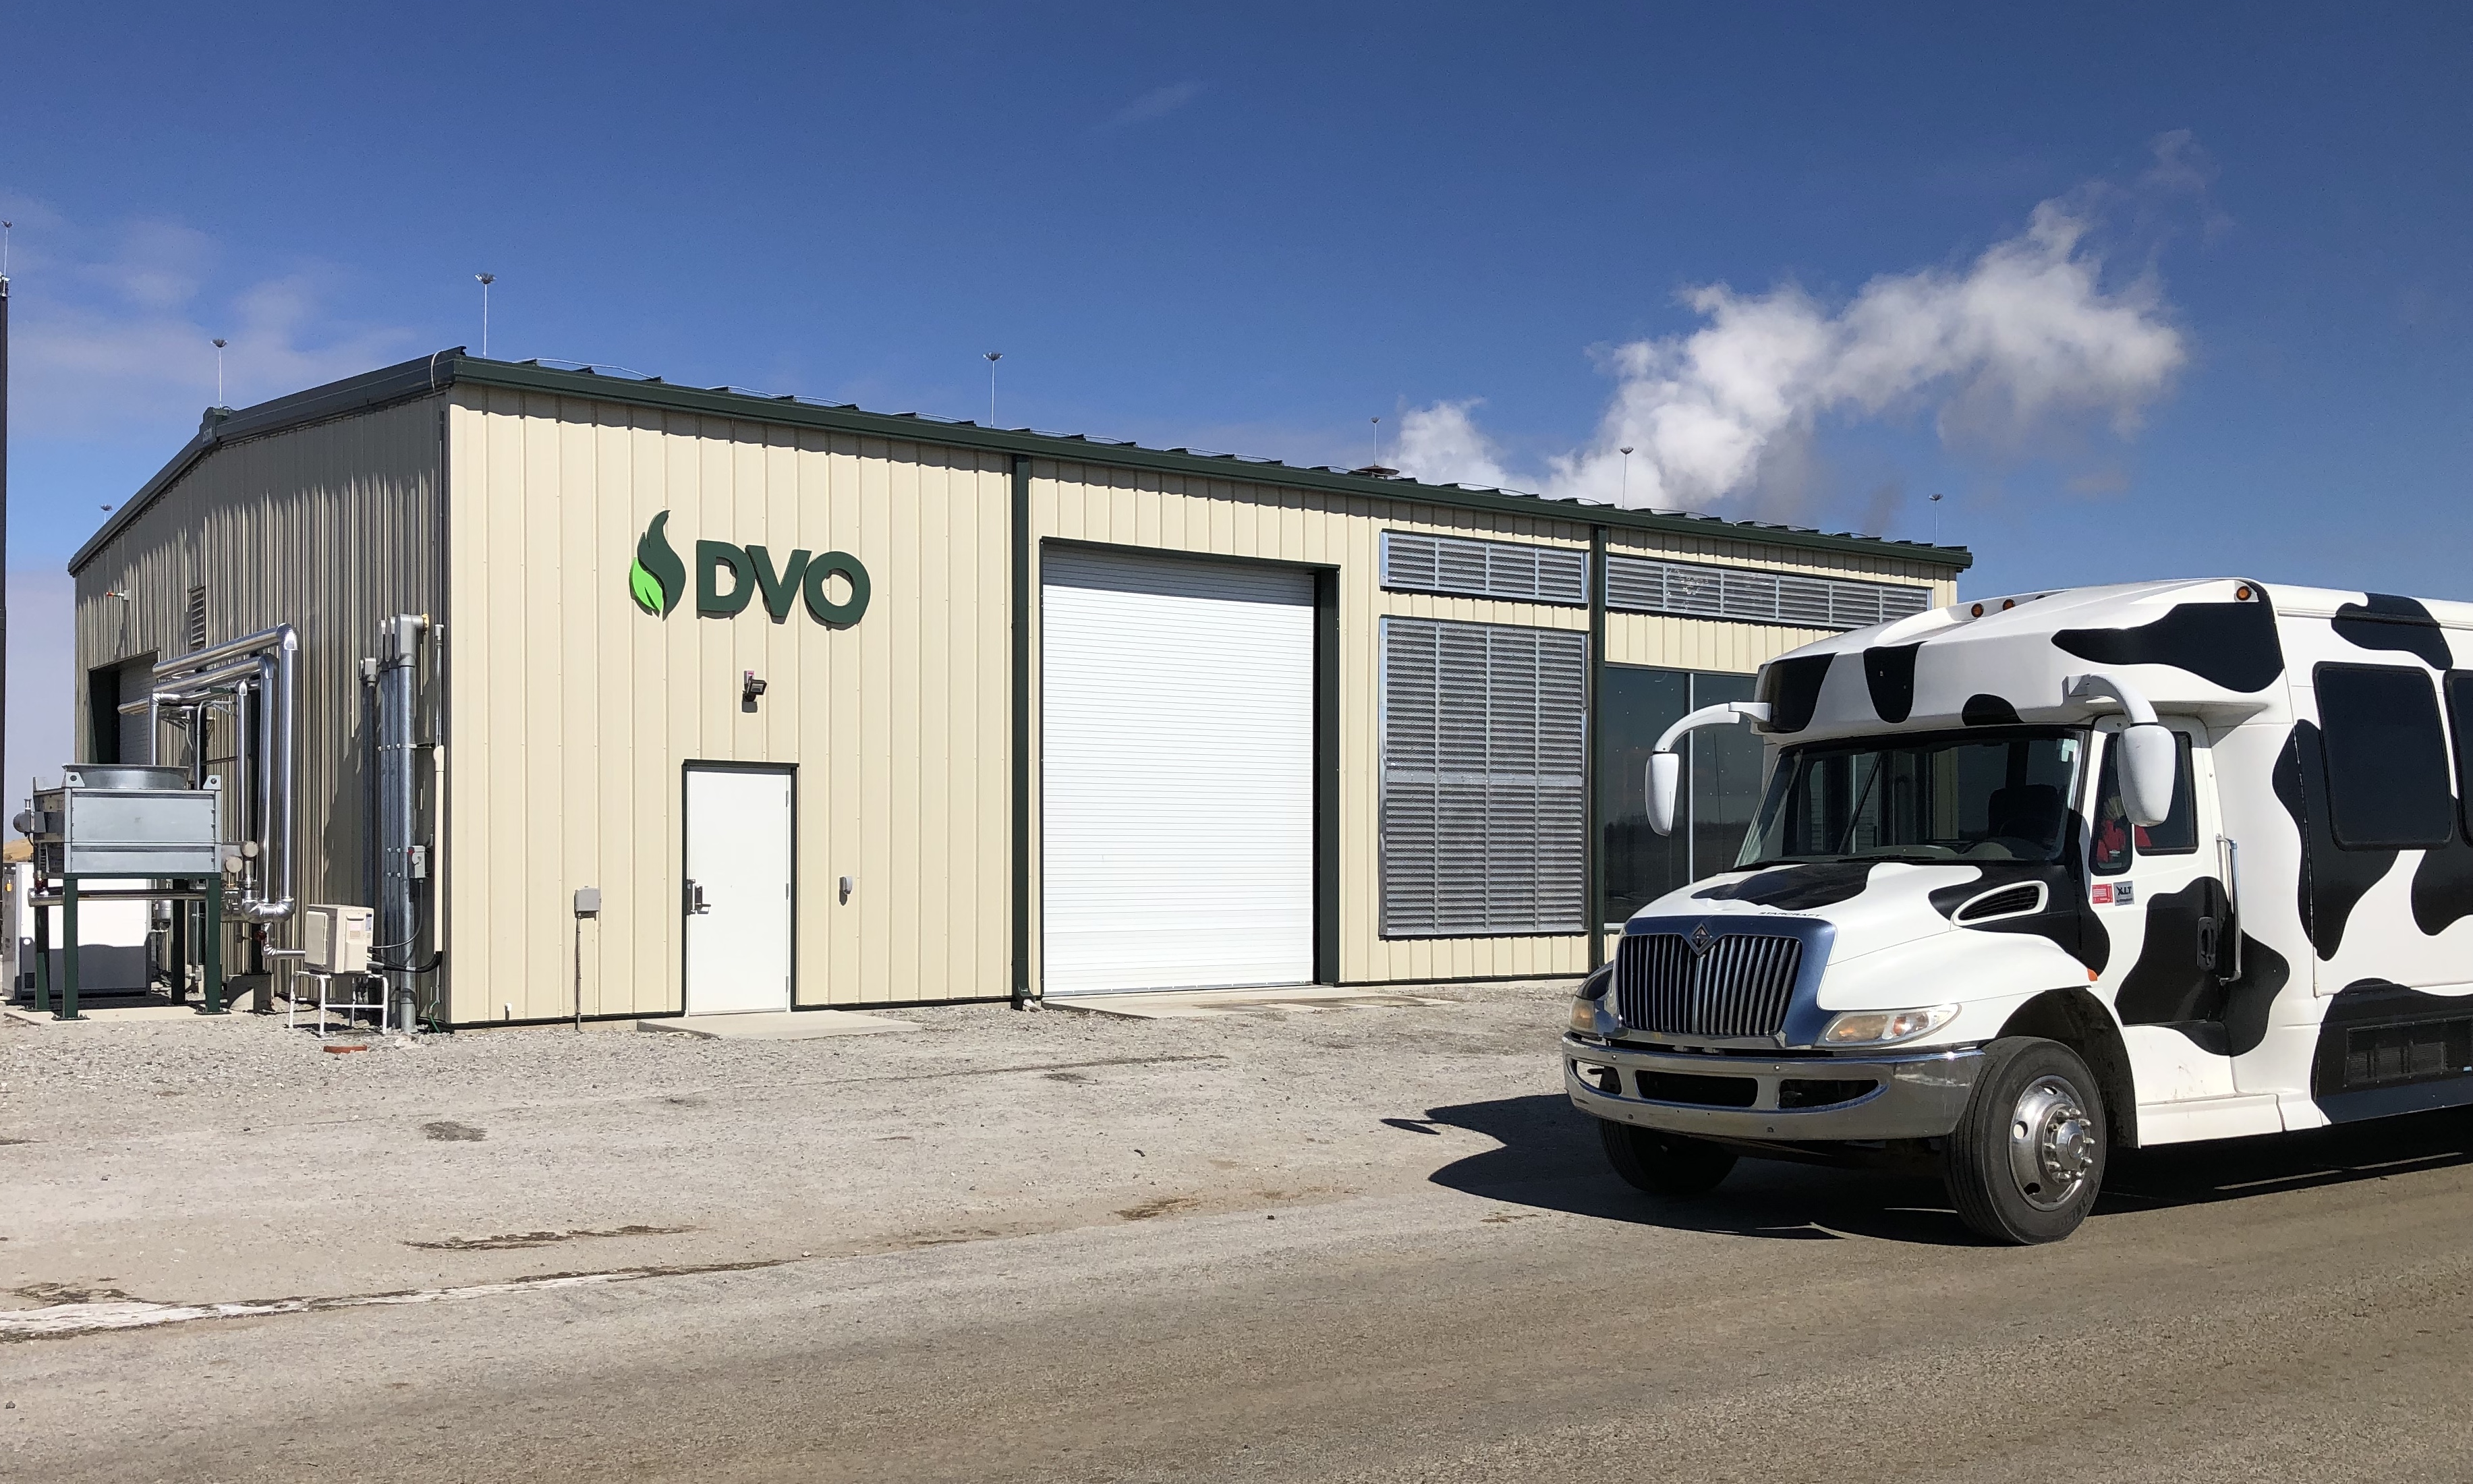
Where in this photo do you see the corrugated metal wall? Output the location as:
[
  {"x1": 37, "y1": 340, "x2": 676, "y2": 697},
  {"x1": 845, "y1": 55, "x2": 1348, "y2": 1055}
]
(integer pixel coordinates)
[
  {"x1": 1028, "y1": 462, "x2": 1960, "y2": 988},
  {"x1": 78, "y1": 382, "x2": 1960, "y2": 1019},
  {"x1": 443, "y1": 388, "x2": 1012, "y2": 1023},
  {"x1": 69, "y1": 395, "x2": 448, "y2": 971}
]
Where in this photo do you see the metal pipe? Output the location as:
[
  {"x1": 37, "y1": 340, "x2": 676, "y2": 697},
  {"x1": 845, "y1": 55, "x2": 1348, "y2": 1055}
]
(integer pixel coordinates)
[
  {"x1": 375, "y1": 615, "x2": 430, "y2": 1030},
  {"x1": 30, "y1": 889, "x2": 212, "y2": 905},
  {"x1": 137, "y1": 658, "x2": 264, "y2": 699},
  {"x1": 152, "y1": 624, "x2": 291, "y2": 683}
]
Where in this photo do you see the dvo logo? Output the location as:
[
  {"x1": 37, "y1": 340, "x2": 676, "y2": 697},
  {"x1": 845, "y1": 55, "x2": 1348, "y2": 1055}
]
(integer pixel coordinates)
[{"x1": 629, "y1": 510, "x2": 871, "y2": 627}]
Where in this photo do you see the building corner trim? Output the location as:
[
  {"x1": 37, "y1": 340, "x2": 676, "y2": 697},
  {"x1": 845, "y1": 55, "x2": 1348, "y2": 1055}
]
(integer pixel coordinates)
[
  {"x1": 1010, "y1": 455, "x2": 1034, "y2": 1008},
  {"x1": 1586, "y1": 523, "x2": 1607, "y2": 973}
]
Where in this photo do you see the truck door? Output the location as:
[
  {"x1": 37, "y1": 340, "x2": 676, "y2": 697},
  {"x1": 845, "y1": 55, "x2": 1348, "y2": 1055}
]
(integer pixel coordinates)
[{"x1": 2091, "y1": 718, "x2": 2235, "y2": 1041}]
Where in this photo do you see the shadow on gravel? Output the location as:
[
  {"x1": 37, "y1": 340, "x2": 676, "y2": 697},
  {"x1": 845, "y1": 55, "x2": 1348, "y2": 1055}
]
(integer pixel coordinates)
[{"x1": 1423, "y1": 1094, "x2": 2473, "y2": 1247}]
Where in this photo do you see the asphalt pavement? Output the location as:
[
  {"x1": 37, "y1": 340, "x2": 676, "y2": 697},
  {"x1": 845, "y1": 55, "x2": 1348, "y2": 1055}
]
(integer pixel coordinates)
[{"x1": 8, "y1": 986, "x2": 2473, "y2": 1481}]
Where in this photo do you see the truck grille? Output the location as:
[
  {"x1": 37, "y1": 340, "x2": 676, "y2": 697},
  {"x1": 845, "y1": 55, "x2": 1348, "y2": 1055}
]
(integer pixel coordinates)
[{"x1": 1615, "y1": 930, "x2": 1803, "y2": 1039}]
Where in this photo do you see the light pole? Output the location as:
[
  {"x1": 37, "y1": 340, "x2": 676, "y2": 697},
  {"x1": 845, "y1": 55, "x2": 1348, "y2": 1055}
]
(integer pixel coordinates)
[
  {"x1": 984, "y1": 352, "x2": 1002, "y2": 426},
  {"x1": 476, "y1": 274, "x2": 495, "y2": 357},
  {"x1": 1929, "y1": 492, "x2": 1944, "y2": 544},
  {"x1": 212, "y1": 338, "x2": 227, "y2": 406},
  {"x1": 1371, "y1": 416, "x2": 1381, "y2": 467},
  {"x1": 1619, "y1": 446, "x2": 1633, "y2": 504}
]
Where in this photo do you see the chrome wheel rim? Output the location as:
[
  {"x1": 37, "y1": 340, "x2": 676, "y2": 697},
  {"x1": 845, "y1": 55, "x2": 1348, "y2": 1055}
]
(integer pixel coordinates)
[{"x1": 2006, "y1": 1074, "x2": 2096, "y2": 1211}]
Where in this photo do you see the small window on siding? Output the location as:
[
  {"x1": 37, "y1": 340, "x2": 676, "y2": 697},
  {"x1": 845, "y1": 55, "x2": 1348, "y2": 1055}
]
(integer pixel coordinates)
[
  {"x1": 1379, "y1": 616, "x2": 1587, "y2": 936},
  {"x1": 2316, "y1": 663, "x2": 2452, "y2": 849},
  {"x1": 1379, "y1": 531, "x2": 1588, "y2": 606},
  {"x1": 185, "y1": 586, "x2": 208, "y2": 652},
  {"x1": 1603, "y1": 552, "x2": 1931, "y2": 631}
]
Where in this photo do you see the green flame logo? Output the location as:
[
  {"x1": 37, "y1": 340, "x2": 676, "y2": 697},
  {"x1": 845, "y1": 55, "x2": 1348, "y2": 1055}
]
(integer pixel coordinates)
[{"x1": 629, "y1": 510, "x2": 685, "y2": 616}]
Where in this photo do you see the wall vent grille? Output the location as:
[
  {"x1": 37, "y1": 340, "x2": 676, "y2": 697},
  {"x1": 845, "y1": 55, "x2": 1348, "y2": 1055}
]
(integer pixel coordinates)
[
  {"x1": 1604, "y1": 554, "x2": 1930, "y2": 631},
  {"x1": 1377, "y1": 616, "x2": 1586, "y2": 937},
  {"x1": 1379, "y1": 531, "x2": 1588, "y2": 607}
]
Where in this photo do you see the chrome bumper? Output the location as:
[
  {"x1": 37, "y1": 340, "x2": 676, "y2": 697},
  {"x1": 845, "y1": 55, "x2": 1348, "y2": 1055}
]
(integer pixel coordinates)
[{"x1": 1562, "y1": 1033, "x2": 1984, "y2": 1142}]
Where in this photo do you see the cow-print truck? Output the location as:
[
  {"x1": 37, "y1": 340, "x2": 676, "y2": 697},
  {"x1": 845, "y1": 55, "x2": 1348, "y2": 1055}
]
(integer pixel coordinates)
[{"x1": 1565, "y1": 577, "x2": 2473, "y2": 1243}]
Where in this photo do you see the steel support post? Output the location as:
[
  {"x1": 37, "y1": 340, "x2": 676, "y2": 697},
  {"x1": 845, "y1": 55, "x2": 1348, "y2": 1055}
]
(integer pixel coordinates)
[
  {"x1": 200, "y1": 881, "x2": 225, "y2": 1015},
  {"x1": 30, "y1": 900, "x2": 46, "y2": 1014},
  {"x1": 59, "y1": 876, "x2": 81, "y2": 1020}
]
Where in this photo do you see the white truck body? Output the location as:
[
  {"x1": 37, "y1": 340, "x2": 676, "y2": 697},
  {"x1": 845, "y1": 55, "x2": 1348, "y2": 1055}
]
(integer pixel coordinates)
[{"x1": 1565, "y1": 577, "x2": 2473, "y2": 1237}]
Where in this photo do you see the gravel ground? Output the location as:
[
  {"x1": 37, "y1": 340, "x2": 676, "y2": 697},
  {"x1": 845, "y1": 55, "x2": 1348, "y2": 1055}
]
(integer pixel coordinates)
[{"x1": 0, "y1": 982, "x2": 1581, "y2": 1309}]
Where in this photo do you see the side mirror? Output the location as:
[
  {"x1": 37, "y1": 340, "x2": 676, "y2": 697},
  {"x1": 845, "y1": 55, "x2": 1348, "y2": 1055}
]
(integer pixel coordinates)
[
  {"x1": 2118, "y1": 722, "x2": 2177, "y2": 828},
  {"x1": 1645, "y1": 751, "x2": 1682, "y2": 836}
]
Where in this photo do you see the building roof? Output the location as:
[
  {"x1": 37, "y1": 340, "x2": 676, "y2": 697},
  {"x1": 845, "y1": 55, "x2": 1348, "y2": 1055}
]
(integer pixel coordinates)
[{"x1": 74, "y1": 349, "x2": 1974, "y2": 575}]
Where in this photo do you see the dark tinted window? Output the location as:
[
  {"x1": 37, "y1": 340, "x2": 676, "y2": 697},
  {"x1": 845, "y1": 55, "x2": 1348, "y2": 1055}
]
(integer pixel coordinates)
[
  {"x1": 1599, "y1": 666, "x2": 1769, "y2": 921},
  {"x1": 2316, "y1": 663, "x2": 2452, "y2": 849},
  {"x1": 2447, "y1": 672, "x2": 2473, "y2": 845},
  {"x1": 1740, "y1": 730, "x2": 2084, "y2": 866}
]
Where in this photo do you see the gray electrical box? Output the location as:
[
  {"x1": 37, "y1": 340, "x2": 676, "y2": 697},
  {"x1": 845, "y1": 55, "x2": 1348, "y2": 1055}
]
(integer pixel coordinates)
[{"x1": 18, "y1": 767, "x2": 223, "y2": 878}]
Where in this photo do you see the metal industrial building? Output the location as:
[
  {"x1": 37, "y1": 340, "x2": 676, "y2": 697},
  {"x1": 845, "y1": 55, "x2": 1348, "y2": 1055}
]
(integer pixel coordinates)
[{"x1": 62, "y1": 351, "x2": 1967, "y2": 1027}]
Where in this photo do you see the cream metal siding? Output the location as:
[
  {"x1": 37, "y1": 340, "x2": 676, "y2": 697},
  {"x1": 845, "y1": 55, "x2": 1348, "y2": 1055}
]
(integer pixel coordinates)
[
  {"x1": 1026, "y1": 463, "x2": 1955, "y2": 988},
  {"x1": 1026, "y1": 464, "x2": 1963, "y2": 987},
  {"x1": 443, "y1": 389, "x2": 1012, "y2": 1022},
  {"x1": 69, "y1": 396, "x2": 447, "y2": 957}
]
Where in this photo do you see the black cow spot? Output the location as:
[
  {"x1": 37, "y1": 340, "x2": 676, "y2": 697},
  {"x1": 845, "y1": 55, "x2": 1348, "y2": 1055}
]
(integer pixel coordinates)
[
  {"x1": 2217, "y1": 933, "x2": 2289, "y2": 1060},
  {"x1": 2112, "y1": 878, "x2": 2231, "y2": 1028},
  {"x1": 1926, "y1": 860, "x2": 2108, "y2": 973},
  {"x1": 2272, "y1": 720, "x2": 2396, "y2": 959},
  {"x1": 1757, "y1": 654, "x2": 1833, "y2": 734},
  {"x1": 1693, "y1": 861, "x2": 1875, "y2": 910},
  {"x1": 2332, "y1": 592, "x2": 2453, "y2": 670},
  {"x1": 1863, "y1": 644, "x2": 1921, "y2": 724},
  {"x1": 1962, "y1": 693, "x2": 2022, "y2": 726},
  {"x1": 2308, "y1": 978, "x2": 2473, "y2": 1118},
  {"x1": 2053, "y1": 596, "x2": 2285, "y2": 693},
  {"x1": 2410, "y1": 828, "x2": 2473, "y2": 937}
]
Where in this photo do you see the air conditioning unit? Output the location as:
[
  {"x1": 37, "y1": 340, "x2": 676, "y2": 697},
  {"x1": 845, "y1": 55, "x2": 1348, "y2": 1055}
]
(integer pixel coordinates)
[{"x1": 302, "y1": 905, "x2": 374, "y2": 975}]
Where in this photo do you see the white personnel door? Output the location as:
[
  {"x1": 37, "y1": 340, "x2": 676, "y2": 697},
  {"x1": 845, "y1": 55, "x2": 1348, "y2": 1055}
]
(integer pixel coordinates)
[
  {"x1": 1042, "y1": 546, "x2": 1316, "y2": 995},
  {"x1": 683, "y1": 766, "x2": 794, "y2": 1014}
]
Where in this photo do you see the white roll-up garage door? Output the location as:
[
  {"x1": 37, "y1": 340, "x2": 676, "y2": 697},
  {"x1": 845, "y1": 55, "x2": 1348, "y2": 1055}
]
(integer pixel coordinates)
[{"x1": 1042, "y1": 546, "x2": 1316, "y2": 995}]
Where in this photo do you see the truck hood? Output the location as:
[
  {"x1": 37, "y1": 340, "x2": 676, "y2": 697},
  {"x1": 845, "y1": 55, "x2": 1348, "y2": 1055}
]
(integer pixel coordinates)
[{"x1": 1629, "y1": 858, "x2": 2074, "y2": 965}]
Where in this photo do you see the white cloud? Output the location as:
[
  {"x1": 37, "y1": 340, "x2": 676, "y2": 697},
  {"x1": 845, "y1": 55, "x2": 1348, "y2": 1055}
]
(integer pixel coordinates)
[
  {"x1": 1102, "y1": 80, "x2": 1203, "y2": 130},
  {"x1": 1395, "y1": 192, "x2": 2187, "y2": 517},
  {"x1": 6, "y1": 202, "x2": 414, "y2": 438}
]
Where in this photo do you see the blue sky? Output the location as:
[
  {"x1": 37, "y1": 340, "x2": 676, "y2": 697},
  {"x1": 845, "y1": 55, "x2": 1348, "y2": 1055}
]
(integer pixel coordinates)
[{"x1": 3, "y1": 3, "x2": 2468, "y2": 773}]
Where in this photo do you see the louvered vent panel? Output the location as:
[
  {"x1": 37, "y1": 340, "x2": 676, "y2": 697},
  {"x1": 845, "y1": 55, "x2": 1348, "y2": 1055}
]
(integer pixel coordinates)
[
  {"x1": 1380, "y1": 616, "x2": 1587, "y2": 938},
  {"x1": 1380, "y1": 531, "x2": 1587, "y2": 606},
  {"x1": 1603, "y1": 553, "x2": 1930, "y2": 632}
]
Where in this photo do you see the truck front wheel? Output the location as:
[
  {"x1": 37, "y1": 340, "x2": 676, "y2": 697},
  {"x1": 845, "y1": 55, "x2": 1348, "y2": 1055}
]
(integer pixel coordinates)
[
  {"x1": 1943, "y1": 1037, "x2": 2108, "y2": 1245},
  {"x1": 1597, "y1": 1119, "x2": 1737, "y2": 1197}
]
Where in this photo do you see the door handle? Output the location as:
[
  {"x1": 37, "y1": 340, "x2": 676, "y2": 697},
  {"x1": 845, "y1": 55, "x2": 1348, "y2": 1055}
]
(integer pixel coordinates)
[{"x1": 685, "y1": 880, "x2": 710, "y2": 916}]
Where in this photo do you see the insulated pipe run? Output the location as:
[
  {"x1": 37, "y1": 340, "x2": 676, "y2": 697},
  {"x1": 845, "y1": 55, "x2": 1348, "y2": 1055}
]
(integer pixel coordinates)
[{"x1": 149, "y1": 625, "x2": 297, "y2": 923}]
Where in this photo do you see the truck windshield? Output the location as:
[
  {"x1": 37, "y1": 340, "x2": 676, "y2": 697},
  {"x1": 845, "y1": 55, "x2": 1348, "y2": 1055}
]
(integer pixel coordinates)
[{"x1": 1736, "y1": 729, "x2": 2086, "y2": 867}]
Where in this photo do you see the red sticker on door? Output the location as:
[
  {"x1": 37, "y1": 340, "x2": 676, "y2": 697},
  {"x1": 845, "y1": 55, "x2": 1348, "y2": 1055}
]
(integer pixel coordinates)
[{"x1": 2091, "y1": 883, "x2": 2113, "y2": 905}]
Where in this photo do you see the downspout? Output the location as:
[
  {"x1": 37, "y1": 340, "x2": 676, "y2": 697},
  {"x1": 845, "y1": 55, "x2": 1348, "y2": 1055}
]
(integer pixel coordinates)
[{"x1": 1585, "y1": 525, "x2": 1606, "y2": 973}]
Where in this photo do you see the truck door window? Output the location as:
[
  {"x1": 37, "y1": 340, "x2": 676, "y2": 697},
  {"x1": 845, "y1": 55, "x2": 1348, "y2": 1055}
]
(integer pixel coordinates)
[
  {"x1": 2091, "y1": 729, "x2": 2196, "y2": 874},
  {"x1": 2315, "y1": 663, "x2": 2452, "y2": 849}
]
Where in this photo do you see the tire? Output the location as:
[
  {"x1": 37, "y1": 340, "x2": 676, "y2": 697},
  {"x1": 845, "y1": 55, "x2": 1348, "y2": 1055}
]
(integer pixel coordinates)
[
  {"x1": 1943, "y1": 1037, "x2": 2108, "y2": 1245},
  {"x1": 1597, "y1": 1118, "x2": 1738, "y2": 1197}
]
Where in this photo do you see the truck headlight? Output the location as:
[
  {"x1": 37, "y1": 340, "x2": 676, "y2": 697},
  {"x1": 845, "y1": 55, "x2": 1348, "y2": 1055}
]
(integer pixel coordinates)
[
  {"x1": 1569, "y1": 966, "x2": 1615, "y2": 1037},
  {"x1": 1819, "y1": 1004, "x2": 1958, "y2": 1046}
]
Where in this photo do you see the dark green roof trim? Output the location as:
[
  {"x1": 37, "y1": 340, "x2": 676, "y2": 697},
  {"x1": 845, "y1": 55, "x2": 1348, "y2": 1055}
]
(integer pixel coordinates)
[{"x1": 76, "y1": 349, "x2": 1974, "y2": 575}]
